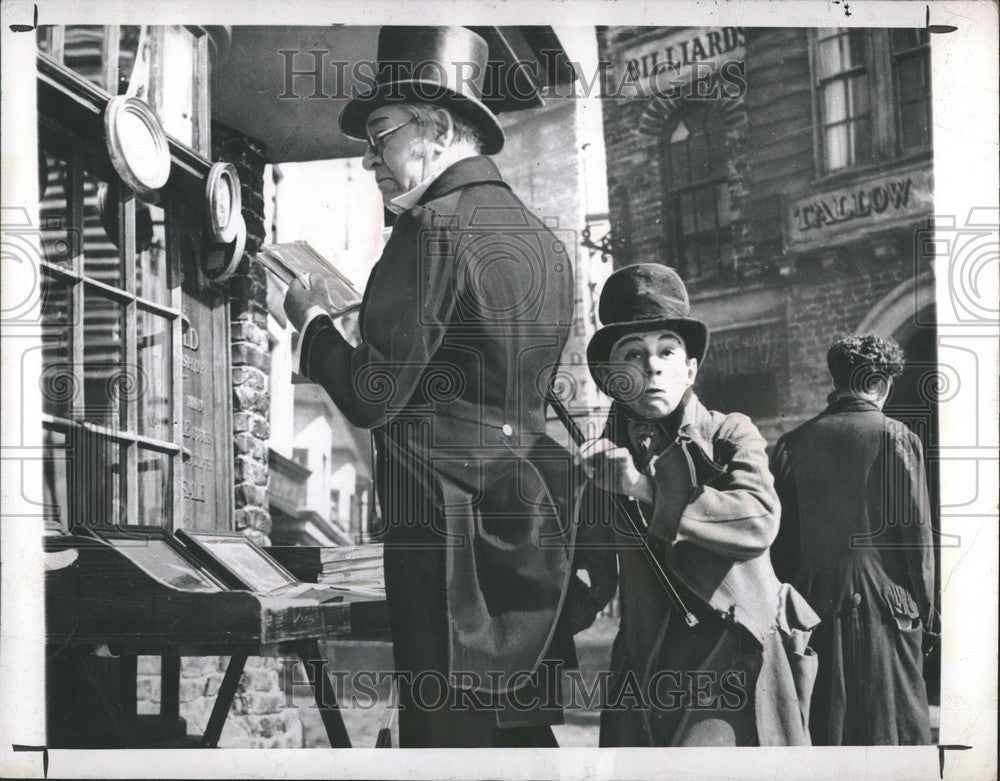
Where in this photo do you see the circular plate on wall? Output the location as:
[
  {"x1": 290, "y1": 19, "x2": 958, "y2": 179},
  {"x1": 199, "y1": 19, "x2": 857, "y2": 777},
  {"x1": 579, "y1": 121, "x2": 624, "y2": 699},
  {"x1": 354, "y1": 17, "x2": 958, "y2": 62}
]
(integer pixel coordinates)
[
  {"x1": 205, "y1": 162, "x2": 242, "y2": 244},
  {"x1": 103, "y1": 96, "x2": 171, "y2": 197},
  {"x1": 204, "y1": 211, "x2": 247, "y2": 283}
]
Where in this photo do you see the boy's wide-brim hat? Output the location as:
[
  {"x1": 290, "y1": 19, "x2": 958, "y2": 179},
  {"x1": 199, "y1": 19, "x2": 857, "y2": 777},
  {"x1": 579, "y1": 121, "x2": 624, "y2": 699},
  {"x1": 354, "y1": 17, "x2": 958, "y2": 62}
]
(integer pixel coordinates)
[
  {"x1": 587, "y1": 263, "x2": 709, "y2": 395},
  {"x1": 339, "y1": 26, "x2": 505, "y2": 155}
]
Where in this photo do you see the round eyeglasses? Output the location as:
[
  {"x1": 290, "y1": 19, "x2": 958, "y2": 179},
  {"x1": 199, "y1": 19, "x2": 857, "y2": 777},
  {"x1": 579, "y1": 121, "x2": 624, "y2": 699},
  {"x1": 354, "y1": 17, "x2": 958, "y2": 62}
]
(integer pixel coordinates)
[{"x1": 365, "y1": 117, "x2": 416, "y2": 158}]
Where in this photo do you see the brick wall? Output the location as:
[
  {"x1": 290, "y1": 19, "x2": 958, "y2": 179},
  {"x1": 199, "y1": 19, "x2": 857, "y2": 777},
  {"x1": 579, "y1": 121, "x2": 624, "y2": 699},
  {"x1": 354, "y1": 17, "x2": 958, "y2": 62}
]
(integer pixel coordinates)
[
  {"x1": 596, "y1": 26, "x2": 753, "y2": 286},
  {"x1": 595, "y1": 26, "x2": 933, "y2": 445},
  {"x1": 134, "y1": 124, "x2": 304, "y2": 748},
  {"x1": 784, "y1": 257, "x2": 914, "y2": 419}
]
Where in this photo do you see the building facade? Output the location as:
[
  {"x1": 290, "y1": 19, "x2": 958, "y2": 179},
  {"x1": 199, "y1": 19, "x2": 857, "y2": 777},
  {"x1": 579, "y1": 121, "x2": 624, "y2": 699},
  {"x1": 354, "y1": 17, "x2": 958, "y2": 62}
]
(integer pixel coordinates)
[
  {"x1": 597, "y1": 25, "x2": 935, "y2": 443},
  {"x1": 597, "y1": 23, "x2": 939, "y2": 698}
]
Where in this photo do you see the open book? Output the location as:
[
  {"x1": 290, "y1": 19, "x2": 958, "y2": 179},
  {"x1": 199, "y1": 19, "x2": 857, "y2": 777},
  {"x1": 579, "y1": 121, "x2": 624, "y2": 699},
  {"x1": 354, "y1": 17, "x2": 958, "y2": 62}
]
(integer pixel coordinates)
[{"x1": 257, "y1": 241, "x2": 362, "y2": 316}]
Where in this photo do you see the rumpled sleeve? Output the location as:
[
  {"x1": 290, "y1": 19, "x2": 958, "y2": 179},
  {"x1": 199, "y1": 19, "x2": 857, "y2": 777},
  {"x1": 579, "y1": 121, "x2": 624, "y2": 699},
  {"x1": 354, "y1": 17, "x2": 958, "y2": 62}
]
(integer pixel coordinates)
[
  {"x1": 645, "y1": 414, "x2": 780, "y2": 561},
  {"x1": 299, "y1": 211, "x2": 458, "y2": 430}
]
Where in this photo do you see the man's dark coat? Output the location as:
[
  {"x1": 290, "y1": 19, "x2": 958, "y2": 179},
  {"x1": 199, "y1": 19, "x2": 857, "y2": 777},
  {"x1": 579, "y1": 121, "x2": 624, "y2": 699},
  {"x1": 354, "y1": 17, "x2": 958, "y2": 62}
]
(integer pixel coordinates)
[
  {"x1": 770, "y1": 395, "x2": 935, "y2": 745},
  {"x1": 299, "y1": 156, "x2": 577, "y2": 736}
]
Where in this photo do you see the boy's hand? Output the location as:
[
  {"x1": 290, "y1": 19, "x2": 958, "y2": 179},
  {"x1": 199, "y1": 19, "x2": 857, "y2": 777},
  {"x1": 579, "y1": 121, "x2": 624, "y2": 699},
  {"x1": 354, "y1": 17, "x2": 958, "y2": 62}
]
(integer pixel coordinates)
[{"x1": 579, "y1": 438, "x2": 654, "y2": 503}]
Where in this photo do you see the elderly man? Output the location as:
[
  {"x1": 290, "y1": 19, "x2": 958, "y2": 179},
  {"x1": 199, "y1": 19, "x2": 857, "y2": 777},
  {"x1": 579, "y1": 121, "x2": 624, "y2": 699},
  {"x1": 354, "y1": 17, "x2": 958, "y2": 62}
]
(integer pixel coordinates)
[
  {"x1": 770, "y1": 335, "x2": 936, "y2": 745},
  {"x1": 284, "y1": 27, "x2": 576, "y2": 747}
]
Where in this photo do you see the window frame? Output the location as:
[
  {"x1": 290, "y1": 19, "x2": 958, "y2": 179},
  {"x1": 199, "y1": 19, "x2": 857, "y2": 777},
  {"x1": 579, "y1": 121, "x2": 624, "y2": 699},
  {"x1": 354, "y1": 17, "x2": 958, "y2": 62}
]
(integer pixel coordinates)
[
  {"x1": 658, "y1": 102, "x2": 733, "y2": 283},
  {"x1": 889, "y1": 29, "x2": 932, "y2": 156},
  {"x1": 37, "y1": 24, "x2": 212, "y2": 158},
  {"x1": 39, "y1": 122, "x2": 185, "y2": 529},
  {"x1": 808, "y1": 27, "x2": 933, "y2": 181},
  {"x1": 36, "y1": 53, "x2": 235, "y2": 533},
  {"x1": 810, "y1": 28, "x2": 875, "y2": 175}
]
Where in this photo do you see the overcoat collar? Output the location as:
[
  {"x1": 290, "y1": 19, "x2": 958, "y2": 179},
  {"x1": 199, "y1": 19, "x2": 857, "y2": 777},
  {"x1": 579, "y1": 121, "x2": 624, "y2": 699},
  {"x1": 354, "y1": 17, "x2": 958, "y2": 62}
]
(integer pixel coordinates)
[
  {"x1": 417, "y1": 155, "x2": 509, "y2": 205},
  {"x1": 824, "y1": 393, "x2": 883, "y2": 414}
]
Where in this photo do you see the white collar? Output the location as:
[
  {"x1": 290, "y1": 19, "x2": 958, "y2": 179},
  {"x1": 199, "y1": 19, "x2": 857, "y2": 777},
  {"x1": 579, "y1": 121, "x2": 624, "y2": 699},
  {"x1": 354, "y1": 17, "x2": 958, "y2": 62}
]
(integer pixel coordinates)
[{"x1": 386, "y1": 175, "x2": 436, "y2": 214}]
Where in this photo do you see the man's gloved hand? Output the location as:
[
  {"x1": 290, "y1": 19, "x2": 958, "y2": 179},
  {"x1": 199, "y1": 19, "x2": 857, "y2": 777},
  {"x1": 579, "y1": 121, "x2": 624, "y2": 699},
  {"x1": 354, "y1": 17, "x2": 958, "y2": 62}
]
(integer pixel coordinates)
[{"x1": 283, "y1": 272, "x2": 334, "y2": 332}]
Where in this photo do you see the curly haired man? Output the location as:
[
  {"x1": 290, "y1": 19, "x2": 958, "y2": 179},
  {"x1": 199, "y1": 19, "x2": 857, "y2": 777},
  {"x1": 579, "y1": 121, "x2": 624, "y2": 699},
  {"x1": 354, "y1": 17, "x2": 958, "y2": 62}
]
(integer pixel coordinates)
[{"x1": 770, "y1": 335, "x2": 936, "y2": 745}]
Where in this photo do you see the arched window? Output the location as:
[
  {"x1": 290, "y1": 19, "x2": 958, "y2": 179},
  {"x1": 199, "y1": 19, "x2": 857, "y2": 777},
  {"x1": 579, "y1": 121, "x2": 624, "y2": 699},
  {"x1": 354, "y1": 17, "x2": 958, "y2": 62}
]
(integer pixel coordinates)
[{"x1": 660, "y1": 104, "x2": 732, "y2": 281}]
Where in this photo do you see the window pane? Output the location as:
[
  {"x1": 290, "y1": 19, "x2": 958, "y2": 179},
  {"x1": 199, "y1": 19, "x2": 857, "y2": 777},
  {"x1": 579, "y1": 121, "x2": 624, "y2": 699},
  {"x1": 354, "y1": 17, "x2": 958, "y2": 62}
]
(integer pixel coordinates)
[
  {"x1": 689, "y1": 133, "x2": 710, "y2": 182},
  {"x1": 138, "y1": 447, "x2": 173, "y2": 527},
  {"x1": 896, "y1": 56, "x2": 924, "y2": 101},
  {"x1": 849, "y1": 74, "x2": 870, "y2": 117},
  {"x1": 40, "y1": 274, "x2": 74, "y2": 419},
  {"x1": 852, "y1": 117, "x2": 873, "y2": 164},
  {"x1": 39, "y1": 152, "x2": 75, "y2": 271},
  {"x1": 117, "y1": 26, "x2": 147, "y2": 96},
  {"x1": 891, "y1": 28, "x2": 928, "y2": 53},
  {"x1": 137, "y1": 308, "x2": 173, "y2": 441},
  {"x1": 670, "y1": 120, "x2": 690, "y2": 144},
  {"x1": 67, "y1": 431, "x2": 126, "y2": 527},
  {"x1": 844, "y1": 30, "x2": 866, "y2": 69},
  {"x1": 824, "y1": 124, "x2": 849, "y2": 171},
  {"x1": 670, "y1": 141, "x2": 690, "y2": 185},
  {"x1": 900, "y1": 103, "x2": 930, "y2": 150},
  {"x1": 82, "y1": 287, "x2": 126, "y2": 426},
  {"x1": 136, "y1": 203, "x2": 170, "y2": 304},
  {"x1": 160, "y1": 26, "x2": 197, "y2": 147},
  {"x1": 62, "y1": 26, "x2": 107, "y2": 89},
  {"x1": 708, "y1": 129, "x2": 727, "y2": 178},
  {"x1": 816, "y1": 35, "x2": 842, "y2": 78},
  {"x1": 822, "y1": 81, "x2": 848, "y2": 124},
  {"x1": 695, "y1": 186, "x2": 717, "y2": 232},
  {"x1": 680, "y1": 192, "x2": 697, "y2": 235},
  {"x1": 36, "y1": 26, "x2": 53, "y2": 55},
  {"x1": 83, "y1": 171, "x2": 124, "y2": 288},
  {"x1": 43, "y1": 427, "x2": 69, "y2": 531}
]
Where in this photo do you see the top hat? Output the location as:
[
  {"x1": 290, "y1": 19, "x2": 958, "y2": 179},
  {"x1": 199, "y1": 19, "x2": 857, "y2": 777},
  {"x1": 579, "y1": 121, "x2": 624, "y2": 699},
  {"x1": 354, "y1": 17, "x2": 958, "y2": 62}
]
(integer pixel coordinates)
[
  {"x1": 587, "y1": 263, "x2": 710, "y2": 395},
  {"x1": 339, "y1": 26, "x2": 505, "y2": 155}
]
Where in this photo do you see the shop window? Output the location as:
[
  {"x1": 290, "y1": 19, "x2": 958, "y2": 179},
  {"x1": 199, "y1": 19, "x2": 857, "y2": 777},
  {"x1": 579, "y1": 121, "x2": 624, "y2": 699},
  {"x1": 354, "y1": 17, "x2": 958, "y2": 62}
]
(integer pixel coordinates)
[
  {"x1": 39, "y1": 140, "x2": 181, "y2": 530},
  {"x1": 891, "y1": 29, "x2": 932, "y2": 153},
  {"x1": 660, "y1": 103, "x2": 733, "y2": 281},
  {"x1": 37, "y1": 25, "x2": 211, "y2": 157},
  {"x1": 811, "y1": 28, "x2": 932, "y2": 175},
  {"x1": 813, "y1": 29, "x2": 872, "y2": 173}
]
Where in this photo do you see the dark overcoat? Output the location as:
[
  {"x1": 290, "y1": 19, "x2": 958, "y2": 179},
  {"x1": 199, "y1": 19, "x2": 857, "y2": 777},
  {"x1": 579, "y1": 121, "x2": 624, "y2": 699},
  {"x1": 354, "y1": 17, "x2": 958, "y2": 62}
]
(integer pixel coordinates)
[
  {"x1": 579, "y1": 396, "x2": 820, "y2": 747},
  {"x1": 770, "y1": 394, "x2": 935, "y2": 745},
  {"x1": 299, "y1": 156, "x2": 577, "y2": 731}
]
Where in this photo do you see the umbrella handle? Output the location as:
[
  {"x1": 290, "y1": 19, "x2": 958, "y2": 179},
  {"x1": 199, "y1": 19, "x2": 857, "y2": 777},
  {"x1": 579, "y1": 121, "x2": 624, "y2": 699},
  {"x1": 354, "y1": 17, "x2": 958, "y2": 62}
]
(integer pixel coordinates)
[{"x1": 546, "y1": 392, "x2": 699, "y2": 627}]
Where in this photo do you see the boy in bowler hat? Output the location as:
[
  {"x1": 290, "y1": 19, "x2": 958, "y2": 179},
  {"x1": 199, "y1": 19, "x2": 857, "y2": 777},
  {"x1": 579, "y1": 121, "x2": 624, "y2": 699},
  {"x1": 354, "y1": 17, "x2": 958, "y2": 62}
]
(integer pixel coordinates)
[{"x1": 579, "y1": 263, "x2": 819, "y2": 746}]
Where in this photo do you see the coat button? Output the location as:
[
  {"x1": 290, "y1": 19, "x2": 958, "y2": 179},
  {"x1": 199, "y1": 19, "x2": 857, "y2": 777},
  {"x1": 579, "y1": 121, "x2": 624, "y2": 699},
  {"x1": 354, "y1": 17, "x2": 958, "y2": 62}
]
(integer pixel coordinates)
[
  {"x1": 852, "y1": 593, "x2": 862, "y2": 607},
  {"x1": 502, "y1": 424, "x2": 513, "y2": 436}
]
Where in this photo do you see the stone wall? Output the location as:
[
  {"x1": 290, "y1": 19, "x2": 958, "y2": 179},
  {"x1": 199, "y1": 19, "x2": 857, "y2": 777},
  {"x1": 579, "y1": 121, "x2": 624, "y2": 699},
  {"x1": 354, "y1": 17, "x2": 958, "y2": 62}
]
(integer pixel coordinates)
[
  {"x1": 135, "y1": 656, "x2": 302, "y2": 748},
  {"x1": 214, "y1": 122, "x2": 273, "y2": 547}
]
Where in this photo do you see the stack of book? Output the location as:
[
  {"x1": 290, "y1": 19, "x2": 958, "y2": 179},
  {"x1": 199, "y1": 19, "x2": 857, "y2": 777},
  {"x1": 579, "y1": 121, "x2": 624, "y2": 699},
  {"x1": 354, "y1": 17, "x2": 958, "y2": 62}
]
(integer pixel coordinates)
[{"x1": 318, "y1": 544, "x2": 385, "y2": 597}]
